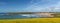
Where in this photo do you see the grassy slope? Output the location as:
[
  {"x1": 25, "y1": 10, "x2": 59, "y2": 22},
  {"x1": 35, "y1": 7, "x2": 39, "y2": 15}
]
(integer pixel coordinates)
[
  {"x1": 0, "y1": 18, "x2": 60, "y2": 23},
  {"x1": 54, "y1": 12, "x2": 60, "y2": 17}
]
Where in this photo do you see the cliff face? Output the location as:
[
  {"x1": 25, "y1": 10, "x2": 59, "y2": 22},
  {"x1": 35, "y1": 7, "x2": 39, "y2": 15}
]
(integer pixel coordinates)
[{"x1": 35, "y1": 12, "x2": 54, "y2": 17}]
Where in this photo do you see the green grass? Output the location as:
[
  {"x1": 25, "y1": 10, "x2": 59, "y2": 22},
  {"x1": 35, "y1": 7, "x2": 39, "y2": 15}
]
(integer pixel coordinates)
[
  {"x1": 54, "y1": 12, "x2": 60, "y2": 17},
  {"x1": 0, "y1": 18, "x2": 60, "y2": 23}
]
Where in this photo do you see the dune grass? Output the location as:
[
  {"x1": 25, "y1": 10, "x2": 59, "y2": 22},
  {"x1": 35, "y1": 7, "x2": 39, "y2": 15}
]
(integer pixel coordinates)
[{"x1": 0, "y1": 18, "x2": 60, "y2": 23}]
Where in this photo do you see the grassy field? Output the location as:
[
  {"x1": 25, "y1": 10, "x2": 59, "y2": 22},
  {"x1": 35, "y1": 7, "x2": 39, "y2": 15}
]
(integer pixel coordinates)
[{"x1": 0, "y1": 18, "x2": 60, "y2": 23}]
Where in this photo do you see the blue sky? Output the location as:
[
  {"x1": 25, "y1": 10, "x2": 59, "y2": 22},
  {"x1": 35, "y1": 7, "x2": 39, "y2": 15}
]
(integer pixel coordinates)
[{"x1": 0, "y1": 0, "x2": 60, "y2": 12}]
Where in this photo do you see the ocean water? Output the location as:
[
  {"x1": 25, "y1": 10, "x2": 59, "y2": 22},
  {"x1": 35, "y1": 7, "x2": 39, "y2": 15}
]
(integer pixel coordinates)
[
  {"x1": 0, "y1": 13, "x2": 41, "y2": 19},
  {"x1": 0, "y1": 13, "x2": 51, "y2": 19}
]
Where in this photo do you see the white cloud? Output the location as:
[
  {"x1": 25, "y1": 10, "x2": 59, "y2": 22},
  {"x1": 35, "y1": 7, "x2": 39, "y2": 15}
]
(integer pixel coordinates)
[{"x1": 23, "y1": 0, "x2": 60, "y2": 12}]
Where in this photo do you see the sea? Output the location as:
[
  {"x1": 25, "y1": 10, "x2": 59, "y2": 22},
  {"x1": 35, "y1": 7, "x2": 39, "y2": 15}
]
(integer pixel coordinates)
[{"x1": 0, "y1": 13, "x2": 41, "y2": 19}]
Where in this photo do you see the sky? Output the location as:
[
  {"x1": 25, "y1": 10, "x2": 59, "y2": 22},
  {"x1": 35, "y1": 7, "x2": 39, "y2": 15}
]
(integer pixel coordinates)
[{"x1": 0, "y1": 0, "x2": 60, "y2": 12}]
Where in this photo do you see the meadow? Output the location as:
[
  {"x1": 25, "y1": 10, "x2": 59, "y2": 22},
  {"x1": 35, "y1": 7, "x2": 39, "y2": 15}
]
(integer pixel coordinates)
[{"x1": 0, "y1": 18, "x2": 60, "y2": 23}]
